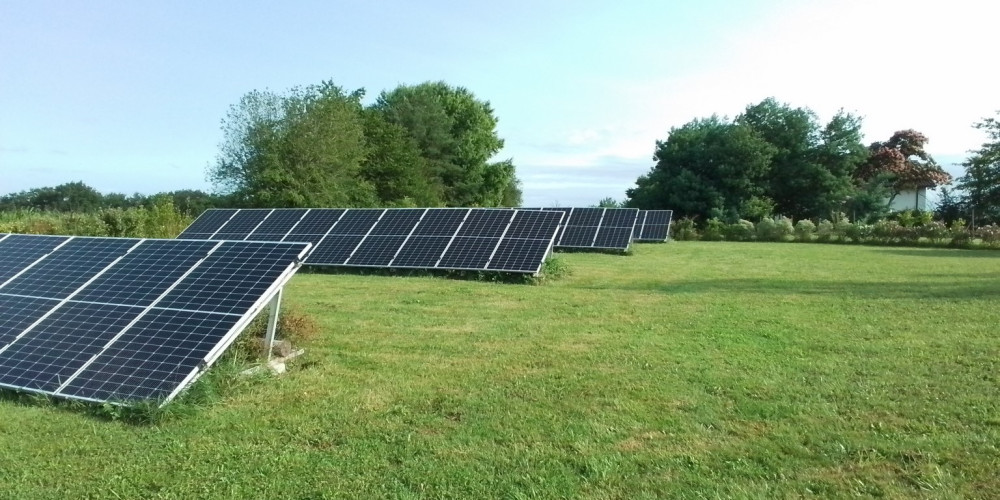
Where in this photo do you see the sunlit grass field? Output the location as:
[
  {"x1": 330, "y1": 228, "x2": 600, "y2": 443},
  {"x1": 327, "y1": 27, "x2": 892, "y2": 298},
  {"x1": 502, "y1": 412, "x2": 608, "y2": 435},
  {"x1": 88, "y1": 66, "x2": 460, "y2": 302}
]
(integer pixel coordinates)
[{"x1": 2, "y1": 242, "x2": 999, "y2": 498}]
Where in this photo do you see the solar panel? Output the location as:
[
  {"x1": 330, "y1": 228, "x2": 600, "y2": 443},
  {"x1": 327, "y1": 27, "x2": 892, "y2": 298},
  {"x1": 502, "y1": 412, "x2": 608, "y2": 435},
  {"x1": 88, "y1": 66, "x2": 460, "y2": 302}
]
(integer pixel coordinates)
[
  {"x1": 519, "y1": 207, "x2": 638, "y2": 251},
  {"x1": 0, "y1": 234, "x2": 309, "y2": 404},
  {"x1": 179, "y1": 208, "x2": 564, "y2": 274},
  {"x1": 635, "y1": 210, "x2": 674, "y2": 242}
]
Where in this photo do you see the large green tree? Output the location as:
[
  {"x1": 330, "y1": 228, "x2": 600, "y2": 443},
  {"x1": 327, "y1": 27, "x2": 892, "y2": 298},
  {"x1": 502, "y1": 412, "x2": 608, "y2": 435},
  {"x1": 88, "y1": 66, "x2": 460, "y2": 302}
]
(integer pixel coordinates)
[
  {"x1": 209, "y1": 81, "x2": 377, "y2": 208},
  {"x1": 956, "y1": 112, "x2": 1000, "y2": 223},
  {"x1": 626, "y1": 116, "x2": 776, "y2": 220},
  {"x1": 359, "y1": 110, "x2": 440, "y2": 207},
  {"x1": 736, "y1": 98, "x2": 867, "y2": 219},
  {"x1": 371, "y1": 82, "x2": 517, "y2": 207}
]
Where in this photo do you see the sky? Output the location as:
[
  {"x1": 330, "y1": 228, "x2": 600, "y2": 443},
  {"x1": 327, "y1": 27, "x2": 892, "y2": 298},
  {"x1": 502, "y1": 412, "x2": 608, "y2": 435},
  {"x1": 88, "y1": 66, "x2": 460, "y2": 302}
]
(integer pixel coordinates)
[{"x1": 1, "y1": 0, "x2": 997, "y2": 207}]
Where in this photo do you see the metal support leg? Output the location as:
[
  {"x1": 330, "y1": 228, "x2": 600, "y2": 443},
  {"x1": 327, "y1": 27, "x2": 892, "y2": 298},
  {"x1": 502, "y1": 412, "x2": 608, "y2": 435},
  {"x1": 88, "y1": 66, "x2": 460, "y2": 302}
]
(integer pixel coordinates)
[{"x1": 264, "y1": 288, "x2": 283, "y2": 361}]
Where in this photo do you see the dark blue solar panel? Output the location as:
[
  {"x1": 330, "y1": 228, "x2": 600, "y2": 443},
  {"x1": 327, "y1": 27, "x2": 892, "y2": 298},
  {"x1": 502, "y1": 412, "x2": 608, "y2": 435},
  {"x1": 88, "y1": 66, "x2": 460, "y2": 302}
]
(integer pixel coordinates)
[
  {"x1": 0, "y1": 234, "x2": 70, "y2": 284},
  {"x1": 486, "y1": 239, "x2": 551, "y2": 273},
  {"x1": 346, "y1": 236, "x2": 408, "y2": 266},
  {"x1": 2, "y1": 238, "x2": 137, "y2": 300},
  {"x1": 391, "y1": 236, "x2": 451, "y2": 268},
  {"x1": 177, "y1": 209, "x2": 237, "y2": 237},
  {"x1": 411, "y1": 210, "x2": 468, "y2": 236},
  {"x1": 327, "y1": 209, "x2": 384, "y2": 235},
  {"x1": 369, "y1": 209, "x2": 424, "y2": 235},
  {"x1": 215, "y1": 210, "x2": 271, "y2": 236},
  {"x1": 0, "y1": 295, "x2": 61, "y2": 349},
  {"x1": 594, "y1": 227, "x2": 634, "y2": 248},
  {"x1": 73, "y1": 239, "x2": 218, "y2": 307},
  {"x1": 636, "y1": 210, "x2": 672, "y2": 241},
  {"x1": 438, "y1": 237, "x2": 498, "y2": 269},
  {"x1": 0, "y1": 302, "x2": 142, "y2": 392},
  {"x1": 286, "y1": 209, "x2": 345, "y2": 237},
  {"x1": 566, "y1": 208, "x2": 604, "y2": 227},
  {"x1": 507, "y1": 210, "x2": 564, "y2": 240},
  {"x1": 59, "y1": 308, "x2": 241, "y2": 402},
  {"x1": 157, "y1": 241, "x2": 307, "y2": 315},
  {"x1": 559, "y1": 226, "x2": 600, "y2": 247},
  {"x1": 306, "y1": 235, "x2": 364, "y2": 265},
  {"x1": 457, "y1": 210, "x2": 514, "y2": 238},
  {"x1": 0, "y1": 234, "x2": 308, "y2": 404},
  {"x1": 247, "y1": 209, "x2": 307, "y2": 239}
]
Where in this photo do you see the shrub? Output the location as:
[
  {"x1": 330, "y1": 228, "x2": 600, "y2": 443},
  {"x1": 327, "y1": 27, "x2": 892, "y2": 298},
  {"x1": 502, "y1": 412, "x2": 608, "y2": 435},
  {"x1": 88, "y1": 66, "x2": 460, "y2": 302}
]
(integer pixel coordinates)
[
  {"x1": 917, "y1": 221, "x2": 949, "y2": 243},
  {"x1": 671, "y1": 217, "x2": 700, "y2": 241},
  {"x1": 897, "y1": 209, "x2": 916, "y2": 228},
  {"x1": 702, "y1": 218, "x2": 725, "y2": 241},
  {"x1": 755, "y1": 217, "x2": 776, "y2": 241},
  {"x1": 794, "y1": 219, "x2": 815, "y2": 242},
  {"x1": 724, "y1": 219, "x2": 755, "y2": 241},
  {"x1": 816, "y1": 219, "x2": 835, "y2": 242}
]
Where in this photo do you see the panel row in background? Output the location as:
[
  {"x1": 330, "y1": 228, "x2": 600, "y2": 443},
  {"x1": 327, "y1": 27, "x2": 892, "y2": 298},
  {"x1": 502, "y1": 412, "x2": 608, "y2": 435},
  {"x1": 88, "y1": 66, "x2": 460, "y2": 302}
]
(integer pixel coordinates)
[
  {"x1": 0, "y1": 233, "x2": 308, "y2": 404},
  {"x1": 635, "y1": 210, "x2": 673, "y2": 242},
  {"x1": 179, "y1": 208, "x2": 563, "y2": 274}
]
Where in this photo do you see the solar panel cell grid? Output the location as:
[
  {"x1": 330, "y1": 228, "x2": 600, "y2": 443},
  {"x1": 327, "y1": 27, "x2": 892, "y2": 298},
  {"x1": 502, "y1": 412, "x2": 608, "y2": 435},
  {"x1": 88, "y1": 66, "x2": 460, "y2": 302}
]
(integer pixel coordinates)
[
  {"x1": 215, "y1": 210, "x2": 270, "y2": 235},
  {"x1": 345, "y1": 236, "x2": 407, "y2": 266},
  {"x1": 410, "y1": 209, "x2": 468, "y2": 236},
  {"x1": 456, "y1": 210, "x2": 514, "y2": 238},
  {"x1": 178, "y1": 209, "x2": 236, "y2": 236},
  {"x1": 437, "y1": 236, "x2": 497, "y2": 269},
  {"x1": 248, "y1": 209, "x2": 307, "y2": 238},
  {"x1": 391, "y1": 236, "x2": 452, "y2": 268},
  {"x1": 0, "y1": 234, "x2": 70, "y2": 284},
  {"x1": 286, "y1": 209, "x2": 345, "y2": 236},
  {"x1": 369, "y1": 209, "x2": 424, "y2": 235},
  {"x1": 72, "y1": 239, "x2": 217, "y2": 307},
  {"x1": 1, "y1": 238, "x2": 137, "y2": 300},
  {"x1": 59, "y1": 309, "x2": 241, "y2": 402},
  {"x1": 0, "y1": 295, "x2": 61, "y2": 348},
  {"x1": 157, "y1": 241, "x2": 303, "y2": 315},
  {"x1": 0, "y1": 302, "x2": 143, "y2": 392}
]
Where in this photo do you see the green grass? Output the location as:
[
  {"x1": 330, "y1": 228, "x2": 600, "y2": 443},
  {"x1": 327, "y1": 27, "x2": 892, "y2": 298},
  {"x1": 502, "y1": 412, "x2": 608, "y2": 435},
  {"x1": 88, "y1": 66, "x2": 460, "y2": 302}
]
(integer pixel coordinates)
[{"x1": 2, "y1": 242, "x2": 999, "y2": 498}]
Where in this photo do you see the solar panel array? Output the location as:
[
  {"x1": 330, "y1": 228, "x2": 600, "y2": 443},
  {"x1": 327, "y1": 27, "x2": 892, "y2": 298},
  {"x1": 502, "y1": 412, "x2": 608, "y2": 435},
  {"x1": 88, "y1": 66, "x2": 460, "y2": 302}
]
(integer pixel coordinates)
[
  {"x1": 635, "y1": 210, "x2": 674, "y2": 242},
  {"x1": 522, "y1": 207, "x2": 639, "y2": 251},
  {"x1": 0, "y1": 233, "x2": 309, "y2": 404},
  {"x1": 178, "y1": 208, "x2": 564, "y2": 274}
]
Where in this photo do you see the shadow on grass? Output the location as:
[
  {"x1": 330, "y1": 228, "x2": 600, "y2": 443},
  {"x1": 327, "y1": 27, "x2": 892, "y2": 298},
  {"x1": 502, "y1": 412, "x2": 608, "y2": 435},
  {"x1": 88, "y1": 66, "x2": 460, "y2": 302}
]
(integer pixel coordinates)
[
  {"x1": 616, "y1": 277, "x2": 1000, "y2": 300},
  {"x1": 875, "y1": 248, "x2": 1000, "y2": 259}
]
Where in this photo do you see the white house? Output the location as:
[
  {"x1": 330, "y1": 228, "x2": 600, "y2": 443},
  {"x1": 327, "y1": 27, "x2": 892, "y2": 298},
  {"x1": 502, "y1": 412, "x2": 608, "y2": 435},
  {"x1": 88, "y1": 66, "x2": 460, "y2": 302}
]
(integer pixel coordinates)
[{"x1": 889, "y1": 188, "x2": 928, "y2": 212}]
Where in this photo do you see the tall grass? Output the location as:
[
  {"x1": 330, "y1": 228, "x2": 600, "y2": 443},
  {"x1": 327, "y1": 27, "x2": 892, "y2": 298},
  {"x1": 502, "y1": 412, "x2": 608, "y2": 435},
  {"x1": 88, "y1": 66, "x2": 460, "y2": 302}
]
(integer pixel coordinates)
[{"x1": 0, "y1": 198, "x2": 193, "y2": 238}]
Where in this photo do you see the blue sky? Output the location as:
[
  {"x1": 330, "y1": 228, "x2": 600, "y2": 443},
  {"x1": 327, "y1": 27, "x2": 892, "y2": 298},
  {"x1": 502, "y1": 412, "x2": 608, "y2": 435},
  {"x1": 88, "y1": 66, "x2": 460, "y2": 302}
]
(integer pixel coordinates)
[{"x1": 1, "y1": 0, "x2": 996, "y2": 206}]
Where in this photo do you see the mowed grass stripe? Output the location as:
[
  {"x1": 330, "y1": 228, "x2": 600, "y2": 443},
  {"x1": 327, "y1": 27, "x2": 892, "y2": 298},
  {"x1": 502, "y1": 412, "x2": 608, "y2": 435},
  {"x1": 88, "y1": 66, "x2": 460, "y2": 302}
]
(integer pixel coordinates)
[{"x1": 1, "y1": 242, "x2": 999, "y2": 498}]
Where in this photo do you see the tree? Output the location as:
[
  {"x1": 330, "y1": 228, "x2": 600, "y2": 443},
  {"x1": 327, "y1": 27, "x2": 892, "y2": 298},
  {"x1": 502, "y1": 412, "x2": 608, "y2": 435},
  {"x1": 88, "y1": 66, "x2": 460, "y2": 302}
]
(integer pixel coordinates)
[
  {"x1": 625, "y1": 116, "x2": 776, "y2": 221},
  {"x1": 934, "y1": 186, "x2": 965, "y2": 224},
  {"x1": 596, "y1": 197, "x2": 622, "y2": 208},
  {"x1": 209, "y1": 81, "x2": 377, "y2": 208},
  {"x1": 856, "y1": 129, "x2": 952, "y2": 201},
  {"x1": 359, "y1": 110, "x2": 440, "y2": 207},
  {"x1": 0, "y1": 181, "x2": 104, "y2": 212},
  {"x1": 736, "y1": 98, "x2": 867, "y2": 219},
  {"x1": 371, "y1": 81, "x2": 517, "y2": 207},
  {"x1": 956, "y1": 112, "x2": 1000, "y2": 224}
]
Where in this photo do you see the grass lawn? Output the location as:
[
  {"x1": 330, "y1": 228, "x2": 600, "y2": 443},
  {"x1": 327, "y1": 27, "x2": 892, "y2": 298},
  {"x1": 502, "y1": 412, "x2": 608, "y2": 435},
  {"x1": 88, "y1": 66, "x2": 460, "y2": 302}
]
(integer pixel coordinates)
[{"x1": 1, "y1": 242, "x2": 999, "y2": 498}]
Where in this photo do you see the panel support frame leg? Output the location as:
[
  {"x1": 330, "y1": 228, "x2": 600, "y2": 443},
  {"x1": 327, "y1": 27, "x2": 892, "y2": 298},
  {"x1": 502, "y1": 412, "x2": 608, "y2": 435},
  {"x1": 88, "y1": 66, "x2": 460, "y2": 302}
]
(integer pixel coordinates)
[{"x1": 264, "y1": 288, "x2": 283, "y2": 361}]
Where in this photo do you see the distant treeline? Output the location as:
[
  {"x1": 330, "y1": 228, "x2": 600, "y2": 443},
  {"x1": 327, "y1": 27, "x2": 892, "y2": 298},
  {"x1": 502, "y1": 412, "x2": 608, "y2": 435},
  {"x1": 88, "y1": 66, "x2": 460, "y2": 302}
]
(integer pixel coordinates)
[{"x1": 0, "y1": 181, "x2": 224, "y2": 217}]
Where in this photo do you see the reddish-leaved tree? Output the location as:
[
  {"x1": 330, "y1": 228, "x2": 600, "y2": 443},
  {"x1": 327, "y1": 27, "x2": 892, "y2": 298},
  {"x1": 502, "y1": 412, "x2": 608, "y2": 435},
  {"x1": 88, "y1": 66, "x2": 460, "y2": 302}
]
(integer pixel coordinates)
[{"x1": 856, "y1": 129, "x2": 952, "y2": 192}]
